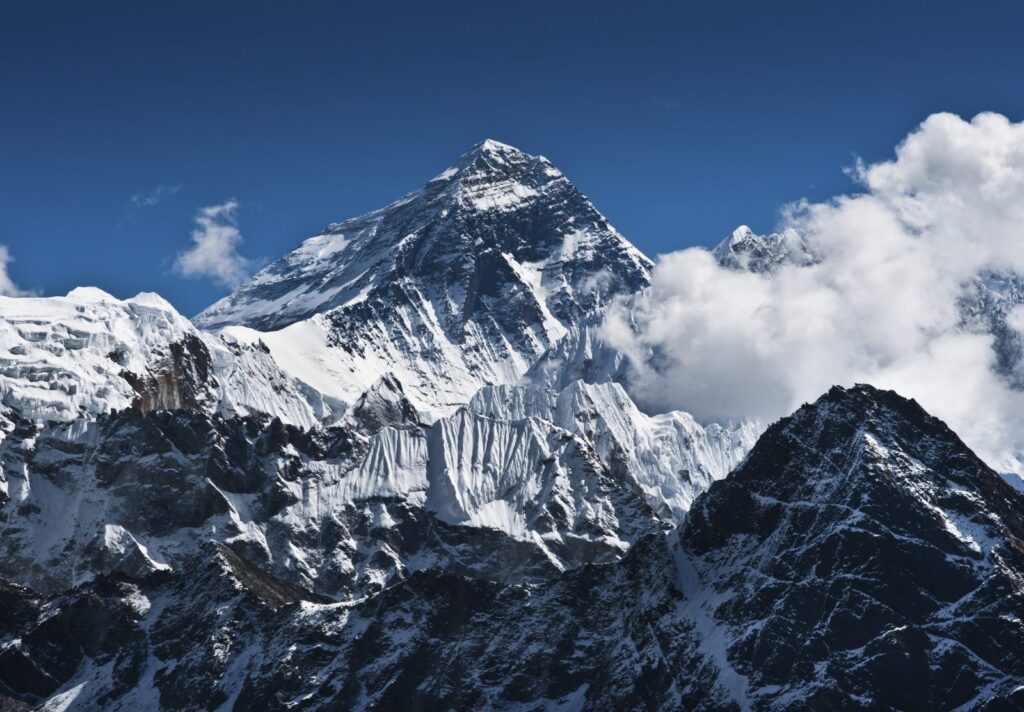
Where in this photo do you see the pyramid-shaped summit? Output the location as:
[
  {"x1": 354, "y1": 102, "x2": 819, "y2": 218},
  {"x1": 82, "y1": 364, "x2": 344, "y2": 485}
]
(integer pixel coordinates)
[
  {"x1": 196, "y1": 139, "x2": 649, "y2": 332},
  {"x1": 193, "y1": 140, "x2": 652, "y2": 419}
]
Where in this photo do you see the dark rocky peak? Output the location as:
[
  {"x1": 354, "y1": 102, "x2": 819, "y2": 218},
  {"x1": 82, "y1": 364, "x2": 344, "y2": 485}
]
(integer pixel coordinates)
[
  {"x1": 195, "y1": 140, "x2": 651, "y2": 332},
  {"x1": 725, "y1": 383, "x2": 1018, "y2": 505},
  {"x1": 680, "y1": 383, "x2": 1024, "y2": 709},
  {"x1": 687, "y1": 383, "x2": 1024, "y2": 557}
]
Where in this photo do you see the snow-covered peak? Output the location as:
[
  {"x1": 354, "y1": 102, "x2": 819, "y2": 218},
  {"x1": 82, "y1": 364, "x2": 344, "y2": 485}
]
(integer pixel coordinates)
[
  {"x1": 456, "y1": 138, "x2": 533, "y2": 165},
  {"x1": 195, "y1": 141, "x2": 648, "y2": 332},
  {"x1": 0, "y1": 291, "x2": 333, "y2": 428},
  {"x1": 725, "y1": 224, "x2": 754, "y2": 245},
  {"x1": 194, "y1": 141, "x2": 652, "y2": 419},
  {"x1": 126, "y1": 291, "x2": 177, "y2": 311},
  {"x1": 474, "y1": 137, "x2": 521, "y2": 154},
  {"x1": 0, "y1": 290, "x2": 211, "y2": 423},
  {"x1": 419, "y1": 140, "x2": 566, "y2": 212},
  {"x1": 712, "y1": 224, "x2": 817, "y2": 273},
  {"x1": 64, "y1": 286, "x2": 118, "y2": 303}
]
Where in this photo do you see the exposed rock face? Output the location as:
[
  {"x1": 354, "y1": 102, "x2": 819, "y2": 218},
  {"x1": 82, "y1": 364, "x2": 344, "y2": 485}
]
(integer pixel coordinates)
[
  {"x1": 3, "y1": 386, "x2": 1022, "y2": 710},
  {"x1": 121, "y1": 333, "x2": 215, "y2": 413},
  {"x1": 346, "y1": 374, "x2": 420, "y2": 434}
]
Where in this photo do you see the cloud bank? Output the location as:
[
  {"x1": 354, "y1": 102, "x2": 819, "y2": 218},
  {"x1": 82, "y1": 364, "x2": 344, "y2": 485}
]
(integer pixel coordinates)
[
  {"x1": 174, "y1": 200, "x2": 252, "y2": 288},
  {"x1": 603, "y1": 112, "x2": 1024, "y2": 475}
]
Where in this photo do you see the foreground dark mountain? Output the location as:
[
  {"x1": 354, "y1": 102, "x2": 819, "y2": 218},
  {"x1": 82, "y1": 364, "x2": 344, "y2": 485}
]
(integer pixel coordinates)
[{"x1": 4, "y1": 385, "x2": 1022, "y2": 710}]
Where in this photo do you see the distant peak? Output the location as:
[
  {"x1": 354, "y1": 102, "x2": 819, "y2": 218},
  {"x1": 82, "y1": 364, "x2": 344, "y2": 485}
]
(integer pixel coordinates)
[{"x1": 713, "y1": 224, "x2": 818, "y2": 273}]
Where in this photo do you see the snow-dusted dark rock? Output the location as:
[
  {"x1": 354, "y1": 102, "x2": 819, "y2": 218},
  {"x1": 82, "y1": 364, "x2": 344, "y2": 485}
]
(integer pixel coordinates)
[
  {"x1": 678, "y1": 384, "x2": 1024, "y2": 709},
  {"x1": 5, "y1": 385, "x2": 1023, "y2": 710}
]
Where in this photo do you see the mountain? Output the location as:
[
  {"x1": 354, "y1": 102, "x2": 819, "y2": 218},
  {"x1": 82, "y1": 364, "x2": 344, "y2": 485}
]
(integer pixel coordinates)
[
  {"x1": 712, "y1": 225, "x2": 817, "y2": 273},
  {"x1": 196, "y1": 139, "x2": 652, "y2": 420},
  {"x1": 9, "y1": 142, "x2": 1019, "y2": 710},
  {"x1": 5, "y1": 385, "x2": 1022, "y2": 710},
  {"x1": 0, "y1": 349, "x2": 756, "y2": 601},
  {"x1": 0, "y1": 143, "x2": 753, "y2": 604}
]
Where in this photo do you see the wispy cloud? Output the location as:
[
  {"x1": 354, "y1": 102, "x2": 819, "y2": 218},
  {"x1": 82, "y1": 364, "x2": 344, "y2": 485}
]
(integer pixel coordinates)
[
  {"x1": 120, "y1": 184, "x2": 181, "y2": 225},
  {"x1": 173, "y1": 199, "x2": 252, "y2": 288},
  {"x1": 131, "y1": 184, "x2": 181, "y2": 209},
  {"x1": 0, "y1": 245, "x2": 28, "y2": 297}
]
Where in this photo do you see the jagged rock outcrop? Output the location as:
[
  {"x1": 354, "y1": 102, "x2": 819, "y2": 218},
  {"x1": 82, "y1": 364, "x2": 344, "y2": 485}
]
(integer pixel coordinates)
[{"x1": 4, "y1": 386, "x2": 1022, "y2": 710}]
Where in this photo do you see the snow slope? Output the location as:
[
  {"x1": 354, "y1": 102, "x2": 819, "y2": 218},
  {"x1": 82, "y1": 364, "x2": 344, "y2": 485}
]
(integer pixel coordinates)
[{"x1": 0, "y1": 287, "x2": 334, "y2": 430}]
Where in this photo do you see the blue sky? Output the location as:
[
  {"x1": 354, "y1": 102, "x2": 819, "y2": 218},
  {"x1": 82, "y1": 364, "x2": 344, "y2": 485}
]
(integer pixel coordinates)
[{"x1": 3, "y1": 0, "x2": 1024, "y2": 316}]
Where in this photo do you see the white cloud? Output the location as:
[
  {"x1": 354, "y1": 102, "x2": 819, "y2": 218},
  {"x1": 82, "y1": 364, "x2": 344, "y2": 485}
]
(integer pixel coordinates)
[
  {"x1": 1007, "y1": 304, "x2": 1024, "y2": 335},
  {"x1": 603, "y1": 111, "x2": 1024, "y2": 475},
  {"x1": 0, "y1": 245, "x2": 27, "y2": 297},
  {"x1": 173, "y1": 200, "x2": 252, "y2": 288}
]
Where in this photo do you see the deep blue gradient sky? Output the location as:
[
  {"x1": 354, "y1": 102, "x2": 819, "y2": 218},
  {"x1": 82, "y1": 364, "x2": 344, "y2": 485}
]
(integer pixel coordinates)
[{"x1": 3, "y1": 1, "x2": 1024, "y2": 316}]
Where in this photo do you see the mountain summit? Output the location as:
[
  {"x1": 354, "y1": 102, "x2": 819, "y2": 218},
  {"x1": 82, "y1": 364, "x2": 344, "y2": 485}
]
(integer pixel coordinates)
[
  {"x1": 195, "y1": 140, "x2": 650, "y2": 332},
  {"x1": 194, "y1": 141, "x2": 652, "y2": 418}
]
